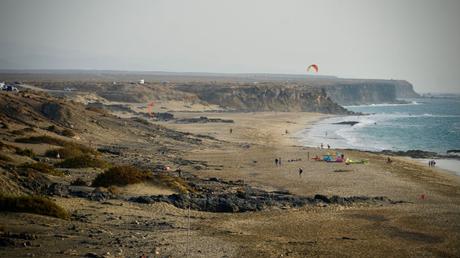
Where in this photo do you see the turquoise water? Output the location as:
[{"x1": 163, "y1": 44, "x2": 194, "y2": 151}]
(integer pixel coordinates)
[{"x1": 299, "y1": 98, "x2": 460, "y2": 154}]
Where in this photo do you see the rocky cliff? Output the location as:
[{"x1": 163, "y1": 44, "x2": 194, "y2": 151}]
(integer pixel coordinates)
[
  {"x1": 175, "y1": 83, "x2": 351, "y2": 114},
  {"x1": 313, "y1": 79, "x2": 419, "y2": 105}
]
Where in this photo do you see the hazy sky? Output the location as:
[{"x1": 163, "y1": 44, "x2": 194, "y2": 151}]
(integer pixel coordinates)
[{"x1": 1, "y1": 0, "x2": 459, "y2": 93}]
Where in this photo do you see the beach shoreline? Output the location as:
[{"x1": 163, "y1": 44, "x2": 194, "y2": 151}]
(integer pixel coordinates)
[{"x1": 1, "y1": 109, "x2": 460, "y2": 257}]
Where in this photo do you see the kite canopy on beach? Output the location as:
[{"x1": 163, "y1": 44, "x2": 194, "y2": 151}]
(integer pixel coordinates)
[{"x1": 307, "y1": 64, "x2": 319, "y2": 73}]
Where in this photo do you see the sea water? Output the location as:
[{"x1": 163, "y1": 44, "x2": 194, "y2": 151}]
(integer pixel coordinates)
[{"x1": 298, "y1": 97, "x2": 460, "y2": 174}]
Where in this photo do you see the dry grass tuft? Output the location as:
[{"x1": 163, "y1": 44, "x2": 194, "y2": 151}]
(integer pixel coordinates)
[
  {"x1": 15, "y1": 135, "x2": 67, "y2": 146},
  {"x1": 70, "y1": 178, "x2": 87, "y2": 186},
  {"x1": 56, "y1": 155, "x2": 108, "y2": 169},
  {"x1": 151, "y1": 174, "x2": 194, "y2": 193},
  {"x1": 20, "y1": 162, "x2": 64, "y2": 176},
  {"x1": 0, "y1": 153, "x2": 13, "y2": 162},
  {"x1": 15, "y1": 148, "x2": 36, "y2": 158},
  {"x1": 45, "y1": 142, "x2": 97, "y2": 159},
  {"x1": 92, "y1": 165, "x2": 148, "y2": 187},
  {"x1": 0, "y1": 195, "x2": 69, "y2": 219}
]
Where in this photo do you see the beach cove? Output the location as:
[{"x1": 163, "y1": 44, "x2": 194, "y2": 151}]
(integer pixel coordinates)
[{"x1": 162, "y1": 111, "x2": 460, "y2": 257}]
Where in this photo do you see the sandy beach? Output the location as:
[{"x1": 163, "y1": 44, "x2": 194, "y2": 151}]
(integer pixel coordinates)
[
  {"x1": 162, "y1": 111, "x2": 460, "y2": 257},
  {"x1": 1, "y1": 108, "x2": 460, "y2": 257}
]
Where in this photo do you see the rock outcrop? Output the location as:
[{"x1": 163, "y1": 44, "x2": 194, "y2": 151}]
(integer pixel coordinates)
[
  {"x1": 314, "y1": 79, "x2": 419, "y2": 105},
  {"x1": 176, "y1": 84, "x2": 352, "y2": 114}
]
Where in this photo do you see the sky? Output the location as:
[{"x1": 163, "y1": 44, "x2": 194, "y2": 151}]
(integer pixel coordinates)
[{"x1": 0, "y1": 0, "x2": 459, "y2": 93}]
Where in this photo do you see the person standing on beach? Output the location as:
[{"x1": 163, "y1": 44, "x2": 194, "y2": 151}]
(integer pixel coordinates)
[
  {"x1": 327, "y1": 144, "x2": 330, "y2": 149},
  {"x1": 275, "y1": 158, "x2": 279, "y2": 166},
  {"x1": 298, "y1": 167, "x2": 303, "y2": 177},
  {"x1": 230, "y1": 128, "x2": 233, "y2": 134}
]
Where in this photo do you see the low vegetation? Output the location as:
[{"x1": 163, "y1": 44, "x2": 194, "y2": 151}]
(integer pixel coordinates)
[
  {"x1": 46, "y1": 125, "x2": 75, "y2": 137},
  {"x1": 20, "y1": 162, "x2": 63, "y2": 176},
  {"x1": 15, "y1": 148, "x2": 36, "y2": 158},
  {"x1": 45, "y1": 142, "x2": 97, "y2": 159},
  {"x1": 70, "y1": 178, "x2": 87, "y2": 186},
  {"x1": 10, "y1": 127, "x2": 36, "y2": 136},
  {"x1": 0, "y1": 153, "x2": 13, "y2": 162},
  {"x1": 15, "y1": 135, "x2": 67, "y2": 146},
  {"x1": 61, "y1": 129, "x2": 75, "y2": 137},
  {"x1": 0, "y1": 141, "x2": 16, "y2": 150},
  {"x1": 151, "y1": 174, "x2": 193, "y2": 193},
  {"x1": 92, "y1": 165, "x2": 149, "y2": 187},
  {"x1": 0, "y1": 195, "x2": 69, "y2": 219},
  {"x1": 131, "y1": 117, "x2": 150, "y2": 125},
  {"x1": 92, "y1": 165, "x2": 193, "y2": 193},
  {"x1": 56, "y1": 155, "x2": 109, "y2": 169}
]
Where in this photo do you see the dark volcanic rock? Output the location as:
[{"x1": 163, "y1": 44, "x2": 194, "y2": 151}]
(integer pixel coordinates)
[
  {"x1": 334, "y1": 121, "x2": 359, "y2": 126},
  {"x1": 129, "y1": 190, "x2": 399, "y2": 213},
  {"x1": 381, "y1": 149, "x2": 437, "y2": 158},
  {"x1": 175, "y1": 116, "x2": 234, "y2": 124},
  {"x1": 154, "y1": 112, "x2": 174, "y2": 121}
]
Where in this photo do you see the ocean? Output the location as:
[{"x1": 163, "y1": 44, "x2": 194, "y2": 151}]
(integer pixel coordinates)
[{"x1": 298, "y1": 97, "x2": 460, "y2": 174}]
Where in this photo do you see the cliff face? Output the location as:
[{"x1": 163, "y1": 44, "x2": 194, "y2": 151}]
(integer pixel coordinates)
[
  {"x1": 314, "y1": 80, "x2": 419, "y2": 105},
  {"x1": 176, "y1": 84, "x2": 351, "y2": 114}
]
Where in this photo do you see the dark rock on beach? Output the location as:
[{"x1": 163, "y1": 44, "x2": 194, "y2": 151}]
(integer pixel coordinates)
[
  {"x1": 175, "y1": 116, "x2": 234, "y2": 124},
  {"x1": 333, "y1": 121, "x2": 359, "y2": 126},
  {"x1": 129, "y1": 191, "x2": 401, "y2": 213},
  {"x1": 380, "y1": 149, "x2": 438, "y2": 159}
]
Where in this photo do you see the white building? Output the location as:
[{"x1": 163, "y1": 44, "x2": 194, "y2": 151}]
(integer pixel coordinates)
[{"x1": 139, "y1": 79, "x2": 145, "y2": 84}]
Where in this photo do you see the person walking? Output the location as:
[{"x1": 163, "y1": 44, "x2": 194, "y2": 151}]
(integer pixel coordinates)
[{"x1": 298, "y1": 167, "x2": 303, "y2": 177}]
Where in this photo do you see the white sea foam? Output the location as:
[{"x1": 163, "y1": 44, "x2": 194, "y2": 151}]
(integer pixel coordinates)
[
  {"x1": 344, "y1": 101, "x2": 420, "y2": 108},
  {"x1": 413, "y1": 159, "x2": 460, "y2": 176}
]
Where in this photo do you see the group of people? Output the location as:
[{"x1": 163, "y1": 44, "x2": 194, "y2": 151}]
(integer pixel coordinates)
[
  {"x1": 320, "y1": 143, "x2": 331, "y2": 150},
  {"x1": 275, "y1": 157, "x2": 304, "y2": 177},
  {"x1": 428, "y1": 160, "x2": 436, "y2": 167}
]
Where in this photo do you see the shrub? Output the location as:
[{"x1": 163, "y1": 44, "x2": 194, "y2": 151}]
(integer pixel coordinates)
[
  {"x1": 20, "y1": 162, "x2": 63, "y2": 176},
  {"x1": 131, "y1": 117, "x2": 150, "y2": 125},
  {"x1": 11, "y1": 127, "x2": 36, "y2": 135},
  {"x1": 15, "y1": 148, "x2": 36, "y2": 158},
  {"x1": 0, "y1": 195, "x2": 69, "y2": 219},
  {"x1": 56, "y1": 155, "x2": 109, "y2": 169},
  {"x1": 15, "y1": 135, "x2": 67, "y2": 146},
  {"x1": 46, "y1": 125, "x2": 58, "y2": 132},
  {"x1": 151, "y1": 174, "x2": 193, "y2": 193},
  {"x1": 61, "y1": 129, "x2": 75, "y2": 137},
  {"x1": 92, "y1": 165, "x2": 149, "y2": 187},
  {"x1": 45, "y1": 142, "x2": 96, "y2": 159},
  {"x1": 0, "y1": 141, "x2": 16, "y2": 150},
  {"x1": 70, "y1": 178, "x2": 87, "y2": 186},
  {"x1": 0, "y1": 153, "x2": 13, "y2": 162}
]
